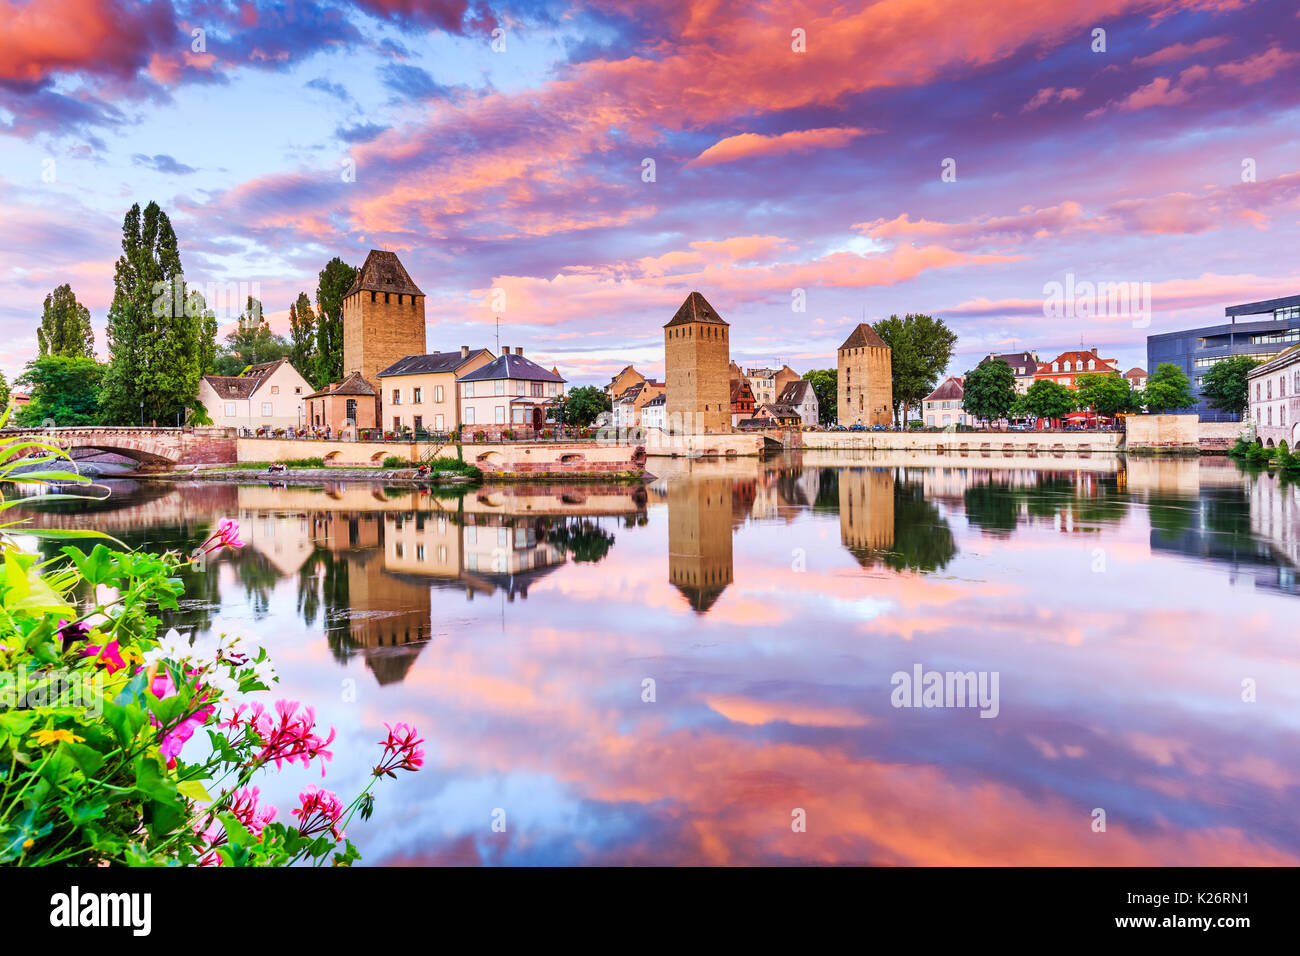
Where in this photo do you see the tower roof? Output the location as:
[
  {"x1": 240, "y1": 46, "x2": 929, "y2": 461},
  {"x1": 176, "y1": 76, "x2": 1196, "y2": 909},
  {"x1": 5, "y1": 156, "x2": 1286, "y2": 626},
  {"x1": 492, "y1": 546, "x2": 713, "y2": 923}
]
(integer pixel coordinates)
[
  {"x1": 839, "y1": 323, "x2": 887, "y2": 349},
  {"x1": 665, "y1": 291, "x2": 728, "y2": 328},
  {"x1": 346, "y1": 250, "x2": 425, "y2": 298}
]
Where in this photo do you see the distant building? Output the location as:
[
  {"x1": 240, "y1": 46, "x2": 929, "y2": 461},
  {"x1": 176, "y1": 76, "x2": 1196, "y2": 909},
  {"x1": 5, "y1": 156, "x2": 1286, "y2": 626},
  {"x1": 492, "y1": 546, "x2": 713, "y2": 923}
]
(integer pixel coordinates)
[
  {"x1": 729, "y1": 377, "x2": 756, "y2": 426},
  {"x1": 1147, "y1": 294, "x2": 1300, "y2": 422},
  {"x1": 605, "y1": 365, "x2": 646, "y2": 401},
  {"x1": 458, "y1": 347, "x2": 566, "y2": 437},
  {"x1": 303, "y1": 372, "x2": 379, "y2": 431},
  {"x1": 1034, "y1": 348, "x2": 1120, "y2": 388},
  {"x1": 980, "y1": 350, "x2": 1039, "y2": 394},
  {"x1": 664, "y1": 291, "x2": 730, "y2": 434},
  {"x1": 376, "y1": 346, "x2": 494, "y2": 435},
  {"x1": 1124, "y1": 367, "x2": 1148, "y2": 389},
  {"x1": 1247, "y1": 344, "x2": 1300, "y2": 448},
  {"x1": 775, "y1": 379, "x2": 818, "y2": 426},
  {"x1": 754, "y1": 402, "x2": 800, "y2": 426},
  {"x1": 343, "y1": 250, "x2": 428, "y2": 421},
  {"x1": 744, "y1": 364, "x2": 799, "y2": 407},
  {"x1": 641, "y1": 392, "x2": 667, "y2": 431},
  {"x1": 922, "y1": 376, "x2": 967, "y2": 427},
  {"x1": 612, "y1": 381, "x2": 644, "y2": 429},
  {"x1": 199, "y1": 357, "x2": 312, "y2": 431},
  {"x1": 837, "y1": 324, "x2": 892, "y2": 426}
]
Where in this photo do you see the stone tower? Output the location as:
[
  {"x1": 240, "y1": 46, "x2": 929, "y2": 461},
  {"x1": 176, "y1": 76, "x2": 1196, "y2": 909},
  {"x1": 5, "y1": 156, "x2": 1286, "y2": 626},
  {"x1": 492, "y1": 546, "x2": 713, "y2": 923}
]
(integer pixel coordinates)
[
  {"x1": 664, "y1": 291, "x2": 730, "y2": 434},
  {"x1": 342, "y1": 250, "x2": 427, "y2": 400},
  {"x1": 837, "y1": 323, "x2": 893, "y2": 426}
]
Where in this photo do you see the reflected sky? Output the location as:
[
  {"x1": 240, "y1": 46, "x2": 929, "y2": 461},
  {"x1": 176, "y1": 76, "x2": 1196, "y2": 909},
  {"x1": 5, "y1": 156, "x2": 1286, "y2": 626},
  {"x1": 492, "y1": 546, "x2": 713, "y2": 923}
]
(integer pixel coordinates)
[{"x1": 23, "y1": 454, "x2": 1300, "y2": 865}]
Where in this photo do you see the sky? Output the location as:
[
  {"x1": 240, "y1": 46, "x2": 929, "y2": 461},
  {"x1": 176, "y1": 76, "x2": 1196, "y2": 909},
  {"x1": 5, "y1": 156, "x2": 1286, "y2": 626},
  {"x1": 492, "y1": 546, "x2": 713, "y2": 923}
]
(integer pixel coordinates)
[{"x1": 2, "y1": 0, "x2": 1299, "y2": 388}]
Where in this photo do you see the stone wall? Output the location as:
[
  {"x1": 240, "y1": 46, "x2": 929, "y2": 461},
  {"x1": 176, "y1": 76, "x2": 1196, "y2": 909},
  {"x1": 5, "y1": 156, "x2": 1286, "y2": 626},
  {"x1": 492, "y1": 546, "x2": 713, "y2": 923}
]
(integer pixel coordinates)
[
  {"x1": 643, "y1": 429, "x2": 768, "y2": 457},
  {"x1": 800, "y1": 429, "x2": 1124, "y2": 453},
  {"x1": 838, "y1": 343, "x2": 892, "y2": 426},
  {"x1": 664, "y1": 322, "x2": 730, "y2": 434}
]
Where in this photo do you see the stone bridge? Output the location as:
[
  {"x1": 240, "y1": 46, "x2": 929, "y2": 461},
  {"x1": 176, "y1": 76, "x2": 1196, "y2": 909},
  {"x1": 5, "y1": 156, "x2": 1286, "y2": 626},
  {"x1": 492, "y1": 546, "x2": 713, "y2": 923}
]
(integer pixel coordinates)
[{"x1": 0, "y1": 426, "x2": 238, "y2": 468}]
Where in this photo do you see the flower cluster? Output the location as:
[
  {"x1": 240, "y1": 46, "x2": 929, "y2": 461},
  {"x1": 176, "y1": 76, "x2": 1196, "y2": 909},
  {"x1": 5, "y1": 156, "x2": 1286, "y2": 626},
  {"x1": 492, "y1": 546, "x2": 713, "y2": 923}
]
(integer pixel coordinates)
[
  {"x1": 374, "y1": 722, "x2": 426, "y2": 777},
  {"x1": 221, "y1": 699, "x2": 336, "y2": 776},
  {"x1": 291, "y1": 786, "x2": 346, "y2": 841}
]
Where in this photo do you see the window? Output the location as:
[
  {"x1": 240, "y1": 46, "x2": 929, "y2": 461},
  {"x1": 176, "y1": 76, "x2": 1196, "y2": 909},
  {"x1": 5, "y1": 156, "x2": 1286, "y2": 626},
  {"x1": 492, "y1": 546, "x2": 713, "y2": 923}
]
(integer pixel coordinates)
[
  {"x1": 512, "y1": 407, "x2": 526, "y2": 424},
  {"x1": 1282, "y1": 406, "x2": 1288, "y2": 427},
  {"x1": 295, "y1": 387, "x2": 302, "y2": 394},
  {"x1": 392, "y1": 389, "x2": 401, "y2": 405},
  {"x1": 495, "y1": 405, "x2": 505, "y2": 424},
  {"x1": 224, "y1": 402, "x2": 236, "y2": 416},
  {"x1": 271, "y1": 385, "x2": 280, "y2": 394},
  {"x1": 532, "y1": 382, "x2": 544, "y2": 397},
  {"x1": 463, "y1": 382, "x2": 475, "y2": 398},
  {"x1": 413, "y1": 415, "x2": 422, "y2": 431},
  {"x1": 464, "y1": 407, "x2": 475, "y2": 424},
  {"x1": 495, "y1": 380, "x2": 505, "y2": 396},
  {"x1": 435, "y1": 385, "x2": 444, "y2": 402},
  {"x1": 1267, "y1": 407, "x2": 1272, "y2": 426},
  {"x1": 1250, "y1": 328, "x2": 1300, "y2": 346},
  {"x1": 413, "y1": 388, "x2": 423, "y2": 403},
  {"x1": 394, "y1": 417, "x2": 401, "y2": 430},
  {"x1": 434, "y1": 414, "x2": 444, "y2": 430},
  {"x1": 261, "y1": 402, "x2": 272, "y2": 415}
]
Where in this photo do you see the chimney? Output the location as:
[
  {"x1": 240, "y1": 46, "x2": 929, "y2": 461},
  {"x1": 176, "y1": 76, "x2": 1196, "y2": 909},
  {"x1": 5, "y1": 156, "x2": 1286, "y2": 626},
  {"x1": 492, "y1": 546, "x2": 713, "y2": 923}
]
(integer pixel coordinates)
[
  {"x1": 502, "y1": 346, "x2": 511, "y2": 355},
  {"x1": 460, "y1": 345, "x2": 469, "y2": 358},
  {"x1": 515, "y1": 347, "x2": 523, "y2": 357}
]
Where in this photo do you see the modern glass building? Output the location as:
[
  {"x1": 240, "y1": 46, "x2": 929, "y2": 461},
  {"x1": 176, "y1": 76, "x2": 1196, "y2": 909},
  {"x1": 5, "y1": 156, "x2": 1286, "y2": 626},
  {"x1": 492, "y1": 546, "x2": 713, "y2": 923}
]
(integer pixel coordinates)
[{"x1": 1146, "y1": 294, "x2": 1300, "y2": 422}]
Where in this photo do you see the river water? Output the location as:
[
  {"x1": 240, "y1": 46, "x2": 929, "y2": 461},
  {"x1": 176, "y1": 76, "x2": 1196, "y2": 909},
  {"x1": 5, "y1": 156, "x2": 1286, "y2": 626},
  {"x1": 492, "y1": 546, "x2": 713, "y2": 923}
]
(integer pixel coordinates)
[{"x1": 19, "y1": 452, "x2": 1300, "y2": 864}]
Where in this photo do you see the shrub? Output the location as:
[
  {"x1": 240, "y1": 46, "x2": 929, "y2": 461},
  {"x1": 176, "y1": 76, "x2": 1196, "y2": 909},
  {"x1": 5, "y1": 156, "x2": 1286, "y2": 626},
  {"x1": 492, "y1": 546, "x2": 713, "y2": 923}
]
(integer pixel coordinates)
[
  {"x1": 449, "y1": 430, "x2": 460, "y2": 443},
  {"x1": 0, "y1": 406, "x2": 422, "y2": 866},
  {"x1": 1228, "y1": 437, "x2": 1252, "y2": 459},
  {"x1": 474, "y1": 430, "x2": 486, "y2": 442},
  {"x1": 382, "y1": 455, "x2": 405, "y2": 469},
  {"x1": 502, "y1": 429, "x2": 515, "y2": 441},
  {"x1": 282, "y1": 457, "x2": 324, "y2": 468}
]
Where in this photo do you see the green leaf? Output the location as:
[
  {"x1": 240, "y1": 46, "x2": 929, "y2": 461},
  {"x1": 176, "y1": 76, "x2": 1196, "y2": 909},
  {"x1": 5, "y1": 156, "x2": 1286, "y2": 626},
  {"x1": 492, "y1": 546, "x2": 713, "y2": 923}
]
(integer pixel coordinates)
[
  {"x1": 22, "y1": 529, "x2": 129, "y2": 548},
  {"x1": 218, "y1": 812, "x2": 254, "y2": 849},
  {"x1": 63, "y1": 741, "x2": 106, "y2": 778},
  {"x1": 177, "y1": 779, "x2": 212, "y2": 802}
]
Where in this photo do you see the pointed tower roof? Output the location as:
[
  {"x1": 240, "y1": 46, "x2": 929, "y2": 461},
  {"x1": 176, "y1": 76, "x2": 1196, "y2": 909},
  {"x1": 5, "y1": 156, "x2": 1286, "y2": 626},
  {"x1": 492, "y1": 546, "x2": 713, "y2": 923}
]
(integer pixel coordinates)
[
  {"x1": 839, "y1": 323, "x2": 887, "y2": 349},
  {"x1": 346, "y1": 249, "x2": 425, "y2": 298},
  {"x1": 665, "y1": 291, "x2": 728, "y2": 328}
]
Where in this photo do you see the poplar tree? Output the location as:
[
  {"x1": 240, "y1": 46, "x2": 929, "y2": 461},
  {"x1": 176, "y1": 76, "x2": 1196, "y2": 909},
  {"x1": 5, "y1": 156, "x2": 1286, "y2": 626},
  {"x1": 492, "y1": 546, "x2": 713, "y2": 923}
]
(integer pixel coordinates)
[
  {"x1": 37, "y1": 284, "x2": 96, "y2": 358},
  {"x1": 288, "y1": 291, "x2": 318, "y2": 379},
  {"x1": 98, "y1": 201, "x2": 202, "y2": 426},
  {"x1": 313, "y1": 257, "x2": 356, "y2": 387}
]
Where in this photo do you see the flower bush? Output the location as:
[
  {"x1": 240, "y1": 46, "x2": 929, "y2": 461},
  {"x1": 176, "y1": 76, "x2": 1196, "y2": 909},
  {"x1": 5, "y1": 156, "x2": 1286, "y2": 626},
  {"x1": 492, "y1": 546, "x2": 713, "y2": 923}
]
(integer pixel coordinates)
[{"x1": 0, "y1": 415, "x2": 421, "y2": 866}]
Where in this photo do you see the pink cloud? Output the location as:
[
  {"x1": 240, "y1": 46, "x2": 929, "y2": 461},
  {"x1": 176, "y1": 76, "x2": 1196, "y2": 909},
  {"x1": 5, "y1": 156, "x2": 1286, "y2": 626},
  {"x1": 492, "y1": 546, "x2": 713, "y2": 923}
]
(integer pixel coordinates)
[{"x1": 687, "y1": 127, "x2": 877, "y2": 167}]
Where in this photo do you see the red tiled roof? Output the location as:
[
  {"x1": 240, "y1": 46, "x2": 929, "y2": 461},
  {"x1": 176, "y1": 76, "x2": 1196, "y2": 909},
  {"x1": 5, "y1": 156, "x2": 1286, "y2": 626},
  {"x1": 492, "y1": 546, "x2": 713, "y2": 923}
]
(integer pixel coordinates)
[{"x1": 839, "y1": 323, "x2": 888, "y2": 350}]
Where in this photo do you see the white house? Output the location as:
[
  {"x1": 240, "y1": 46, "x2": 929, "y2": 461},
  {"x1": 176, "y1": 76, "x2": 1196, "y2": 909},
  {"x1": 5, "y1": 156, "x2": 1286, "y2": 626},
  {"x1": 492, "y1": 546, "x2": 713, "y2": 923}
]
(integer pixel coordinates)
[
  {"x1": 198, "y1": 358, "x2": 312, "y2": 431},
  {"x1": 457, "y1": 347, "x2": 565, "y2": 436},
  {"x1": 922, "y1": 376, "x2": 967, "y2": 427},
  {"x1": 1248, "y1": 343, "x2": 1300, "y2": 449},
  {"x1": 641, "y1": 392, "x2": 666, "y2": 431}
]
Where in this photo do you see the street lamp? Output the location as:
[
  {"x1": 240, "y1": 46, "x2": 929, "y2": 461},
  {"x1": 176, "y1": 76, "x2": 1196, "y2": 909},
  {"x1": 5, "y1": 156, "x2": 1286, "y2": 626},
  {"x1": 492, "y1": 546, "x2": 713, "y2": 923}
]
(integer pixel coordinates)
[{"x1": 139, "y1": 400, "x2": 143, "y2": 427}]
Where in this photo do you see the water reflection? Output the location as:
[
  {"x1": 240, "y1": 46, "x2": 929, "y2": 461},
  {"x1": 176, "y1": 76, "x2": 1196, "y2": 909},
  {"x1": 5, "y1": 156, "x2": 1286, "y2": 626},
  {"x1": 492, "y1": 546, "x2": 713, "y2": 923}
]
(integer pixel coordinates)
[{"x1": 16, "y1": 454, "x2": 1300, "y2": 865}]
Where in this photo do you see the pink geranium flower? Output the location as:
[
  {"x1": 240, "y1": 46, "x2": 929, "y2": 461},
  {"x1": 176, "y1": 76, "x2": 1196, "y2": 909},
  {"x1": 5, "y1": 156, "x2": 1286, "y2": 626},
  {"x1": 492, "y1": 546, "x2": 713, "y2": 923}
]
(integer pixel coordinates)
[
  {"x1": 292, "y1": 786, "x2": 345, "y2": 840},
  {"x1": 80, "y1": 639, "x2": 126, "y2": 674},
  {"x1": 374, "y1": 721, "x2": 425, "y2": 777}
]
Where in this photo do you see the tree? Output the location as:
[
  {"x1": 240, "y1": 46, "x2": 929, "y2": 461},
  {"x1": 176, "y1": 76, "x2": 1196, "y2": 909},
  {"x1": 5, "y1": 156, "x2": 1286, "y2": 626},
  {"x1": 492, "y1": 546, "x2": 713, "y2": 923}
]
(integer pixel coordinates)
[
  {"x1": 16, "y1": 355, "x2": 105, "y2": 426},
  {"x1": 1199, "y1": 355, "x2": 1258, "y2": 418},
  {"x1": 1141, "y1": 362, "x2": 1197, "y2": 413},
  {"x1": 288, "y1": 292, "x2": 317, "y2": 376},
  {"x1": 215, "y1": 296, "x2": 289, "y2": 374},
  {"x1": 871, "y1": 313, "x2": 957, "y2": 425},
  {"x1": 38, "y1": 284, "x2": 95, "y2": 358},
  {"x1": 0, "y1": 371, "x2": 9, "y2": 411},
  {"x1": 313, "y1": 258, "x2": 356, "y2": 387},
  {"x1": 962, "y1": 359, "x2": 1016, "y2": 425},
  {"x1": 802, "y1": 368, "x2": 837, "y2": 424},
  {"x1": 1022, "y1": 379, "x2": 1076, "y2": 425},
  {"x1": 557, "y1": 385, "x2": 610, "y2": 427},
  {"x1": 98, "y1": 201, "x2": 203, "y2": 425},
  {"x1": 1074, "y1": 371, "x2": 1139, "y2": 419}
]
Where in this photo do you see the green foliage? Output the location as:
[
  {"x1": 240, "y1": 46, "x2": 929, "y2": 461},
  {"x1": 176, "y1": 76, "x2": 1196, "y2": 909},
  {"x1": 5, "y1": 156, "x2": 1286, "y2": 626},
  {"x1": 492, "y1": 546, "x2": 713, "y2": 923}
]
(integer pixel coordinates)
[
  {"x1": 1074, "y1": 371, "x2": 1139, "y2": 418},
  {"x1": 871, "y1": 313, "x2": 958, "y2": 424},
  {"x1": 37, "y1": 284, "x2": 95, "y2": 359},
  {"x1": 1022, "y1": 379, "x2": 1076, "y2": 423},
  {"x1": 213, "y1": 297, "x2": 290, "y2": 375},
  {"x1": 283, "y1": 457, "x2": 325, "y2": 468},
  {"x1": 1199, "y1": 355, "x2": 1259, "y2": 417},
  {"x1": 547, "y1": 518, "x2": 615, "y2": 563},
  {"x1": 424, "y1": 456, "x2": 481, "y2": 479},
  {"x1": 382, "y1": 455, "x2": 404, "y2": 468},
  {"x1": 288, "y1": 292, "x2": 317, "y2": 378},
  {"x1": 557, "y1": 385, "x2": 610, "y2": 427},
  {"x1": 802, "y1": 368, "x2": 837, "y2": 423},
  {"x1": 1141, "y1": 362, "x2": 1197, "y2": 414},
  {"x1": 962, "y1": 359, "x2": 1016, "y2": 423},
  {"x1": 0, "y1": 372, "x2": 9, "y2": 410},
  {"x1": 98, "y1": 201, "x2": 204, "y2": 425},
  {"x1": 15, "y1": 356, "x2": 106, "y2": 426},
  {"x1": 313, "y1": 258, "x2": 356, "y2": 388}
]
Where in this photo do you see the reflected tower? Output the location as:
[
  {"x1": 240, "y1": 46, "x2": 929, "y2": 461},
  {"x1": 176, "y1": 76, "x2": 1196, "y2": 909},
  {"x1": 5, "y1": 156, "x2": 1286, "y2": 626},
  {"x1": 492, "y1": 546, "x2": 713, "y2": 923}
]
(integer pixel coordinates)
[
  {"x1": 839, "y1": 467, "x2": 895, "y2": 561},
  {"x1": 668, "y1": 477, "x2": 734, "y2": 612}
]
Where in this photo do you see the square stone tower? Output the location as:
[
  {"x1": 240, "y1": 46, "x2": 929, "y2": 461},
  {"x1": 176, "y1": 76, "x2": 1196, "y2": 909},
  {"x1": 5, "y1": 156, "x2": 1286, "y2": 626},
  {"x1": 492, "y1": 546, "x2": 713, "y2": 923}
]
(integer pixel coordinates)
[
  {"x1": 837, "y1": 323, "x2": 893, "y2": 425},
  {"x1": 664, "y1": 291, "x2": 730, "y2": 434},
  {"x1": 343, "y1": 250, "x2": 427, "y2": 399}
]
